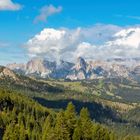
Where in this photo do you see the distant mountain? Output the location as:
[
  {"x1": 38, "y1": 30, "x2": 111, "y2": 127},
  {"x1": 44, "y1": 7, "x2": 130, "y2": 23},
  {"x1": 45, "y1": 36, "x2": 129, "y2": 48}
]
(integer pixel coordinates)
[
  {"x1": 7, "y1": 58, "x2": 56, "y2": 78},
  {"x1": 50, "y1": 60, "x2": 74, "y2": 79},
  {"x1": 66, "y1": 57, "x2": 87, "y2": 80},
  {"x1": 6, "y1": 57, "x2": 140, "y2": 80},
  {"x1": 0, "y1": 66, "x2": 19, "y2": 81}
]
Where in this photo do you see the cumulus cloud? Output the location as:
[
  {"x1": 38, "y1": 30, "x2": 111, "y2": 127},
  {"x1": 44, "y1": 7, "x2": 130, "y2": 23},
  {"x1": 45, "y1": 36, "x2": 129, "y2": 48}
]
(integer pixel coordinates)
[
  {"x1": 25, "y1": 24, "x2": 140, "y2": 62},
  {"x1": 34, "y1": 5, "x2": 62, "y2": 23},
  {"x1": 0, "y1": 0, "x2": 22, "y2": 11},
  {"x1": 79, "y1": 24, "x2": 122, "y2": 45},
  {"x1": 106, "y1": 28, "x2": 140, "y2": 48}
]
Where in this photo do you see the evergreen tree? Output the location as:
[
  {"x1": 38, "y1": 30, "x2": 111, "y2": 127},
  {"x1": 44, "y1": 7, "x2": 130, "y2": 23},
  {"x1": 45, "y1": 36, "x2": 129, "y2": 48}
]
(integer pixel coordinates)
[
  {"x1": 0, "y1": 88, "x2": 120, "y2": 140},
  {"x1": 42, "y1": 114, "x2": 54, "y2": 140},
  {"x1": 92, "y1": 124, "x2": 111, "y2": 140},
  {"x1": 79, "y1": 108, "x2": 93, "y2": 140},
  {"x1": 109, "y1": 132, "x2": 116, "y2": 140},
  {"x1": 72, "y1": 119, "x2": 82, "y2": 140},
  {"x1": 54, "y1": 110, "x2": 70, "y2": 140},
  {"x1": 19, "y1": 123, "x2": 26, "y2": 140},
  {"x1": 65, "y1": 102, "x2": 77, "y2": 138}
]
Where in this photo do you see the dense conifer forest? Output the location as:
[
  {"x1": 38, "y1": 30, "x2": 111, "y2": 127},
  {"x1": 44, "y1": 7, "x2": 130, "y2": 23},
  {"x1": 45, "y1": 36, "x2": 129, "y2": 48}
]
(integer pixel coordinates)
[
  {"x1": 0, "y1": 88, "x2": 140, "y2": 140},
  {"x1": 0, "y1": 88, "x2": 116, "y2": 140}
]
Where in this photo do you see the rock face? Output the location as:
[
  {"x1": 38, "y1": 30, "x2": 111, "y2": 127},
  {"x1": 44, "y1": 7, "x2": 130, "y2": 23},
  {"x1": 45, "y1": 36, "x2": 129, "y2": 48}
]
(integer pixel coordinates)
[
  {"x1": 26, "y1": 58, "x2": 56, "y2": 78},
  {"x1": 0, "y1": 66, "x2": 19, "y2": 81},
  {"x1": 50, "y1": 60, "x2": 74, "y2": 79},
  {"x1": 6, "y1": 57, "x2": 140, "y2": 80},
  {"x1": 67, "y1": 57, "x2": 87, "y2": 80},
  {"x1": 66, "y1": 58, "x2": 130, "y2": 80}
]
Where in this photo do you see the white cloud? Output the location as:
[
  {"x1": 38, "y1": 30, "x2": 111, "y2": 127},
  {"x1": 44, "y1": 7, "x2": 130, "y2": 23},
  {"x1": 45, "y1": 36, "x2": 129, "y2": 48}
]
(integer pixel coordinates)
[
  {"x1": 25, "y1": 24, "x2": 140, "y2": 62},
  {"x1": 34, "y1": 5, "x2": 62, "y2": 23},
  {"x1": 0, "y1": 0, "x2": 22, "y2": 11},
  {"x1": 79, "y1": 24, "x2": 122, "y2": 45},
  {"x1": 107, "y1": 28, "x2": 140, "y2": 48},
  {"x1": 73, "y1": 42, "x2": 96, "y2": 60}
]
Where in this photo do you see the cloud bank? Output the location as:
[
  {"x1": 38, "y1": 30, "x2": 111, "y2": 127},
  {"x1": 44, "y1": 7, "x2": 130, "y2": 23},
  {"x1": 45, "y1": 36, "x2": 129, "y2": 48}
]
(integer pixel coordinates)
[
  {"x1": 0, "y1": 0, "x2": 22, "y2": 11},
  {"x1": 34, "y1": 5, "x2": 62, "y2": 23},
  {"x1": 25, "y1": 24, "x2": 140, "y2": 62}
]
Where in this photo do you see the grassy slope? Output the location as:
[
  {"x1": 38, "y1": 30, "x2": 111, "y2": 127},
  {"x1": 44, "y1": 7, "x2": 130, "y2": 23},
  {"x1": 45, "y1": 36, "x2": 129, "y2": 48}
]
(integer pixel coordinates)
[
  {"x1": 0, "y1": 73, "x2": 140, "y2": 137},
  {"x1": 36, "y1": 78, "x2": 140, "y2": 137}
]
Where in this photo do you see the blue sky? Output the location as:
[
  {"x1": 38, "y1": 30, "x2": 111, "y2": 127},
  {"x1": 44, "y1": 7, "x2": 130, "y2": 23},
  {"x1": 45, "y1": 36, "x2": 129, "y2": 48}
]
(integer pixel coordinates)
[{"x1": 0, "y1": 0, "x2": 140, "y2": 65}]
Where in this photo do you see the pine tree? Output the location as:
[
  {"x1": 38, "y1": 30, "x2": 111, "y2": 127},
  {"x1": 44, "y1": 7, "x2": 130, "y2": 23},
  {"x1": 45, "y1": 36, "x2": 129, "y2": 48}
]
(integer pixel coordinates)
[
  {"x1": 42, "y1": 115, "x2": 54, "y2": 140},
  {"x1": 65, "y1": 102, "x2": 77, "y2": 138},
  {"x1": 19, "y1": 123, "x2": 26, "y2": 140},
  {"x1": 92, "y1": 124, "x2": 112, "y2": 140},
  {"x1": 12, "y1": 124, "x2": 20, "y2": 140},
  {"x1": 109, "y1": 132, "x2": 116, "y2": 140},
  {"x1": 3, "y1": 123, "x2": 20, "y2": 140},
  {"x1": 79, "y1": 108, "x2": 93, "y2": 140},
  {"x1": 54, "y1": 110, "x2": 70, "y2": 140},
  {"x1": 72, "y1": 119, "x2": 82, "y2": 140},
  {"x1": 92, "y1": 124, "x2": 102, "y2": 140},
  {"x1": 18, "y1": 112, "x2": 24, "y2": 125}
]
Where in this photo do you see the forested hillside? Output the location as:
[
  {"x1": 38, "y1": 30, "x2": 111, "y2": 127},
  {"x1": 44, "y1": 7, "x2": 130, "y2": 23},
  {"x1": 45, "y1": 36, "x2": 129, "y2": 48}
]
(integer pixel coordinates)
[
  {"x1": 0, "y1": 67, "x2": 140, "y2": 139},
  {"x1": 0, "y1": 88, "x2": 118, "y2": 140}
]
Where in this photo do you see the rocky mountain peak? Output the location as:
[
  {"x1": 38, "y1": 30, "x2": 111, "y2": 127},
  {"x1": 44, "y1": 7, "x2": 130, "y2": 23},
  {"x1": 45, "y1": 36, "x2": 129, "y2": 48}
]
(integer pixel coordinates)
[
  {"x1": 26, "y1": 58, "x2": 46, "y2": 74},
  {"x1": 75, "y1": 57, "x2": 87, "y2": 71},
  {"x1": 77, "y1": 57, "x2": 86, "y2": 65},
  {"x1": 6, "y1": 57, "x2": 140, "y2": 80},
  {"x1": 0, "y1": 66, "x2": 18, "y2": 80}
]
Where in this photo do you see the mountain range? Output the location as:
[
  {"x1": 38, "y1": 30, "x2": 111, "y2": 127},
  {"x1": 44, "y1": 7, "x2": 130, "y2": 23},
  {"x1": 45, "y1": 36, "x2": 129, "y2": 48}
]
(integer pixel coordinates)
[
  {"x1": 6, "y1": 57, "x2": 140, "y2": 81},
  {"x1": 5, "y1": 27, "x2": 140, "y2": 80}
]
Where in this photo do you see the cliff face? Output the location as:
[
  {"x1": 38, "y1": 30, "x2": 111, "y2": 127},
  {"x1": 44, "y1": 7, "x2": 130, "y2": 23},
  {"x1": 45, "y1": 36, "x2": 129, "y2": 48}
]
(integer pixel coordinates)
[
  {"x1": 6, "y1": 57, "x2": 140, "y2": 80},
  {"x1": 0, "y1": 66, "x2": 19, "y2": 81}
]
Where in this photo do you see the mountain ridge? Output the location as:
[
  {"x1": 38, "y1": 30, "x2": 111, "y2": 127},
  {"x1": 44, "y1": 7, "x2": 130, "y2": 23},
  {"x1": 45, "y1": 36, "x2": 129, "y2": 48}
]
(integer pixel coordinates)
[{"x1": 6, "y1": 57, "x2": 140, "y2": 80}]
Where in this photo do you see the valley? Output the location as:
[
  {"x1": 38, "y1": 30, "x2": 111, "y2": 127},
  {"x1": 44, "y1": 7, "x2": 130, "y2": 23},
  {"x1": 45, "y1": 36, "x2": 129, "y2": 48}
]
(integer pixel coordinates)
[
  {"x1": 0, "y1": 66, "x2": 140, "y2": 139},
  {"x1": 1, "y1": 0, "x2": 140, "y2": 139}
]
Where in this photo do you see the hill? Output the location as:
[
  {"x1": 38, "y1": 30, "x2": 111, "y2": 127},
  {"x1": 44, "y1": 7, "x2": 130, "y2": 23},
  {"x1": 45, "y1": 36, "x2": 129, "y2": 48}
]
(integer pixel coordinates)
[
  {"x1": 0, "y1": 88, "x2": 118, "y2": 140},
  {"x1": 0, "y1": 67, "x2": 140, "y2": 138}
]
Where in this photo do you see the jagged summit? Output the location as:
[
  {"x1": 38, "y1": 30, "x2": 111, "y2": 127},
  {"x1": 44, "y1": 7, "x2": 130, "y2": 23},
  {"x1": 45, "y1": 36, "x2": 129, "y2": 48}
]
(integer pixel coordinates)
[
  {"x1": 0, "y1": 66, "x2": 19, "y2": 80},
  {"x1": 6, "y1": 57, "x2": 140, "y2": 80},
  {"x1": 76, "y1": 57, "x2": 87, "y2": 70}
]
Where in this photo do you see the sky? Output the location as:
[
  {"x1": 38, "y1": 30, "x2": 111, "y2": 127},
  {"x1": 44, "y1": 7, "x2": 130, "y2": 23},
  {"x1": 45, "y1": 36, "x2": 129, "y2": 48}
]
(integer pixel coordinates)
[{"x1": 1, "y1": 0, "x2": 140, "y2": 65}]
